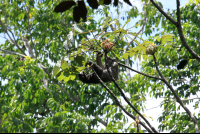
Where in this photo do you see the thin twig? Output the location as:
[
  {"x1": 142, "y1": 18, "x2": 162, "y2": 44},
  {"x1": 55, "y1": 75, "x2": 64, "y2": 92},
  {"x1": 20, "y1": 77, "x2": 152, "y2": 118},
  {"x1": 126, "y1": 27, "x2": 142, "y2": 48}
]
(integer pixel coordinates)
[
  {"x1": 128, "y1": 1, "x2": 149, "y2": 47},
  {"x1": 163, "y1": 97, "x2": 200, "y2": 103},
  {"x1": 118, "y1": 62, "x2": 163, "y2": 81},
  {"x1": 0, "y1": 49, "x2": 26, "y2": 57},
  {"x1": 91, "y1": 32, "x2": 99, "y2": 45},
  {"x1": 107, "y1": 32, "x2": 121, "y2": 52}
]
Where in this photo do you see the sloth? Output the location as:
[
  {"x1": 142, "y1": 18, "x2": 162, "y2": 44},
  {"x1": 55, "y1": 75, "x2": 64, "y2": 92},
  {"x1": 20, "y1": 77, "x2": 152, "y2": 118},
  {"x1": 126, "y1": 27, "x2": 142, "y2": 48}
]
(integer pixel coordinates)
[{"x1": 78, "y1": 52, "x2": 119, "y2": 84}]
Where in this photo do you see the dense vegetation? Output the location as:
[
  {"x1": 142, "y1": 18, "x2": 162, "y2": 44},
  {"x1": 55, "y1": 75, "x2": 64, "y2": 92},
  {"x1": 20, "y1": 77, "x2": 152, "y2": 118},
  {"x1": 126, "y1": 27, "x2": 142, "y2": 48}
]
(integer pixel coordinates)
[{"x1": 0, "y1": 0, "x2": 200, "y2": 133}]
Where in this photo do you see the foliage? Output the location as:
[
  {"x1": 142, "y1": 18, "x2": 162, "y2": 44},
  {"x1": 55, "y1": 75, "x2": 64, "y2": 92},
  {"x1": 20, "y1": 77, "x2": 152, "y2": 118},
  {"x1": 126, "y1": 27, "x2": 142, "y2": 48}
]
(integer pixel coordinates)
[{"x1": 0, "y1": 0, "x2": 200, "y2": 133}]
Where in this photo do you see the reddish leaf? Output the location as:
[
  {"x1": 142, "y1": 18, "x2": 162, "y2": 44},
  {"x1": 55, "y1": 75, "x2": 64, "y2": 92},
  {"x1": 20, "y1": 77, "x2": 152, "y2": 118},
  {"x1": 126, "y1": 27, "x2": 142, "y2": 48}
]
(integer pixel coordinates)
[
  {"x1": 87, "y1": 0, "x2": 98, "y2": 9},
  {"x1": 104, "y1": 0, "x2": 112, "y2": 5},
  {"x1": 114, "y1": 0, "x2": 118, "y2": 7},
  {"x1": 78, "y1": 1, "x2": 87, "y2": 22},
  {"x1": 124, "y1": 0, "x2": 132, "y2": 6},
  {"x1": 54, "y1": 1, "x2": 76, "y2": 13},
  {"x1": 73, "y1": 6, "x2": 81, "y2": 23}
]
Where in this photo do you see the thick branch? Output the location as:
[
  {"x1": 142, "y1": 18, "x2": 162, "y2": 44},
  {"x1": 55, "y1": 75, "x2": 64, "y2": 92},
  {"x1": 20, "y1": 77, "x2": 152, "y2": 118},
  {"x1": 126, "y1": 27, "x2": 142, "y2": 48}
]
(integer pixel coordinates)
[
  {"x1": 150, "y1": 0, "x2": 177, "y2": 25},
  {"x1": 104, "y1": 53, "x2": 158, "y2": 133},
  {"x1": 150, "y1": 0, "x2": 200, "y2": 61},
  {"x1": 153, "y1": 55, "x2": 199, "y2": 133},
  {"x1": 91, "y1": 67, "x2": 154, "y2": 133},
  {"x1": 22, "y1": 36, "x2": 34, "y2": 58},
  {"x1": 175, "y1": 0, "x2": 200, "y2": 61}
]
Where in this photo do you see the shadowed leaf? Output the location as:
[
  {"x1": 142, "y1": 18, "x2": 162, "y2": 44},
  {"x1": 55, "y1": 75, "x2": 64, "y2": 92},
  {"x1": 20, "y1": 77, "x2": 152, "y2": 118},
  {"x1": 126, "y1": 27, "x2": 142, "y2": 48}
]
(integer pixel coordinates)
[
  {"x1": 177, "y1": 60, "x2": 188, "y2": 70},
  {"x1": 78, "y1": 1, "x2": 87, "y2": 21},
  {"x1": 99, "y1": 0, "x2": 104, "y2": 5},
  {"x1": 104, "y1": 0, "x2": 112, "y2": 5},
  {"x1": 74, "y1": 55, "x2": 85, "y2": 66},
  {"x1": 87, "y1": 0, "x2": 98, "y2": 9},
  {"x1": 124, "y1": 0, "x2": 132, "y2": 6},
  {"x1": 114, "y1": 0, "x2": 118, "y2": 6},
  {"x1": 73, "y1": 6, "x2": 81, "y2": 23},
  {"x1": 54, "y1": 1, "x2": 76, "y2": 13}
]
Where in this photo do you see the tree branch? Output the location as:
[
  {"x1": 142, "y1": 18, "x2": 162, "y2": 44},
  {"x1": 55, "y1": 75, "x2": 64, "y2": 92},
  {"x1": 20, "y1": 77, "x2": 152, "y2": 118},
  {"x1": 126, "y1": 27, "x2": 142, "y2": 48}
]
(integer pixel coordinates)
[
  {"x1": 0, "y1": 20, "x2": 26, "y2": 55},
  {"x1": 22, "y1": 36, "x2": 34, "y2": 58},
  {"x1": 0, "y1": 49, "x2": 26, "y2": 57},
  {"x1": 150, "y1": 0, "x2": 177, "y2": 25},
  {"x1": 118, "y1": 62, "x2": 163, "y2": 81},
  {"x1": 91, "y1": 66, "x2": 154, "y2": 133},
  {"x1": 104, "y1": 53, "x2": 158, "y2": 133},
  {"x1": 153, "y1": 54, "x2": 199, "y2": 133},
  {"x1": 175, "y1": 0, "x2": 200, "y2": 61},
  {"x1": 26, "y1": 5, "x2": 36, "y2": 57},
  {"x1": 150, "y1": 0, "x2": 200, "y2": 61},
  {"x1": 128, "y1": 0, "x2": 149, "y2": 46}
]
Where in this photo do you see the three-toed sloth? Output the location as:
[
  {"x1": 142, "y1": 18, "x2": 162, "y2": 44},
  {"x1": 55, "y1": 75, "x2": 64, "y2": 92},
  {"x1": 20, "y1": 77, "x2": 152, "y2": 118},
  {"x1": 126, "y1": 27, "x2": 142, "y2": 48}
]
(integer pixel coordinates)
[{"x1": 78, "y1": 52, "x2": 119, "y2": 84}]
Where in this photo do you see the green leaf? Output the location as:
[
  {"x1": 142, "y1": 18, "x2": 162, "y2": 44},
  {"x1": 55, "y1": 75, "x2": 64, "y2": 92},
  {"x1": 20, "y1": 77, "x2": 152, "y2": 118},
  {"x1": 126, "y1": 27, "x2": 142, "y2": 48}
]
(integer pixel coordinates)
[
  {"x1": 70, "y1": 75, "x2": 76, "y2": 80},
  {"x1": 58, "y1": 72, "x2": 64, "y2": 81},
  {"x1": 76, "y1": 66, "x2": 85, "y2": 72},
  {"x1": 87, "y1": 16, "x2": 94, "y2": 20},
  {"x1": 74, "y1": 55, "x2": 85, "y2": 66},
  {"x1": 161, "y1": 35, "x2": 174, "y2": 44},
  {"x1": 153, "y1": 36, "x2": 161, "y2": 42},
  {"x1": 61, "y1": 59, "x2": 68, "y2": 70},
  {"x1": 64, "y1": 76, "x2": 70, "y2": 82},
  {"x1": 122, "y1": 19, "x2": 130, "y2": 29},
  {"x1": 121, "y1": 52, "x2": 129, "y2": 60},
  {"x1": 69, "y1": 55, "x2": 75, "y2": 61},
  {"x1": 115, "y1": 113, "x2": 123, "y2": 120},
  {"x1": 52, "y1": 66, "x2": 60, "y2": 77},
  {"x1": 99, "y1": 0, "x2": 104, "y2": 5},
  {"x1": 102, "y1": 16, "x2": 112, "y2": 29}
]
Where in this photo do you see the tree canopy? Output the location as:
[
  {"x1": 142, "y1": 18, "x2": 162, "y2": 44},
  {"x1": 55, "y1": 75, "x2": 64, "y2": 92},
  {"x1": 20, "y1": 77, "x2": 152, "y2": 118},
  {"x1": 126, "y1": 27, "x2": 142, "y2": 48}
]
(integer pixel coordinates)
[{"x1": 0, "y1": 0, "x2": 200, "y2": 133}]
